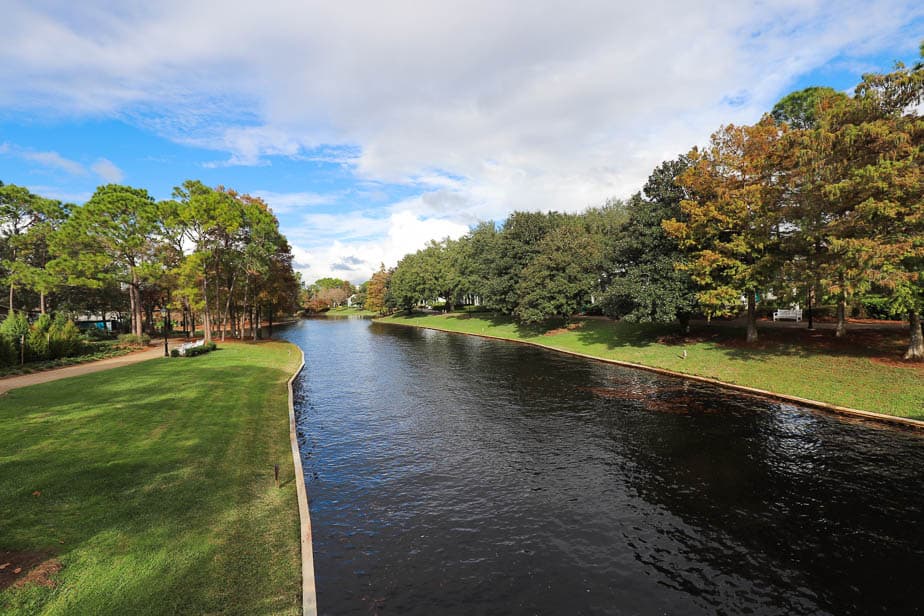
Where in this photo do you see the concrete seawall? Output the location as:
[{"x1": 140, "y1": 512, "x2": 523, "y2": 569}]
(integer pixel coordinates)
[{"x1": 287, "y1": 347, "x2": 318, "y2": 615}]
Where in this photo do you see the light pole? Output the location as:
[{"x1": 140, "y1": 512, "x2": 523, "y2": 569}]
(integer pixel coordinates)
[{"x1": 160, "y1": 306, "x2": 169, "y2": 357}]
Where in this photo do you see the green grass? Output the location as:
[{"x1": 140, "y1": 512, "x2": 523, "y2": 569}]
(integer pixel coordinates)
[
  {"x1": 0, "y1": 342, "x2": 302, "y2": 615},
  {"x1": 319, "y1": 306, "x2": 376, "y2": 317},
  {"x1": 379, "y1": 313, "x2": 924, "y2": 420}
]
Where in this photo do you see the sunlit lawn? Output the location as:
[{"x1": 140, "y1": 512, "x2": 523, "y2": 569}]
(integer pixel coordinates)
[
  {"x1": 0, "y1": 342, "x2": 302, "y2": 615},
  {"x1": 381, "y1": 313, "x2": 924, "y2": 420}
]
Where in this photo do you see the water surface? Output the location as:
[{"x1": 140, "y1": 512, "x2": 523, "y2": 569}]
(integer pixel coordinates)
[{"x1": 280, "y1": 319, "x2": 924, "y2": 615}]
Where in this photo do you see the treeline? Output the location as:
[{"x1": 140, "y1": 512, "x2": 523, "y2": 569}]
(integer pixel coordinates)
[
  {"x1": 376, "y1": 51, "x2": 924, "y2": 360},
  {"x1": 0, "y1": 180, "x2": 300, "y2": 343}
]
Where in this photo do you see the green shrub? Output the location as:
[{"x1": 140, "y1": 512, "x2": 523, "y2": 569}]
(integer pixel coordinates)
[
  {"x1": 118, "y1": 333, "x2": 151, "y2": 348},
  {"x1": 48, "y1": 318, "x2": 84, "y2": 358},
  {"x1": 170, "y1": 348, "x2": 180, "y2": 358},
  {"x1": 857, "y1": 295, "x2": 903, "y2": 320},
  {"x1": 26, "y1": 314, "x2": 53, "y2": 361},
  {"x1": 182, "y1": 341, "x2": 217, "y2": 357},
  {"x1": 84, "y1": 327, "x2": 115, "y2": 341},
  {"x1": 0, "y1": 335, "x2": 16, "y2": 367}
]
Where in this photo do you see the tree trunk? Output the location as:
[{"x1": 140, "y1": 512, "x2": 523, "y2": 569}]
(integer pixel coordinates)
[
  {"x1": 267, "y1": 310, "x2": 273, "y2": 339},
  {"x1": 221, "y1": 274, "x2": 237, "y2": 343},
  {"x1": 39, "y1": 291, "x2": 46, "y2": 315},
  {"x1": 201, "y1": 279, "x2": 212, "y2": 343},
  {"x1": 678, "y1": 312, "x2": 691, "y2": 334},
  {"x1": 806, "y1": 285, "x2": 814, "y2": 330},
  {"x1": 9, "y1": 283, "x2": 13, "y2": 313},
  {"x1": 835, "y1": 287, "x2": 847, "y2": 338},
  {"x1": 905, "y1": 311, "x2": 924, "y2": 361},
  {"x1": 746, "y1": 290, "x2": 758, "y2": 343},
  {"x1": 253, "y1": 306, "x2": 260, "y2": 341}
]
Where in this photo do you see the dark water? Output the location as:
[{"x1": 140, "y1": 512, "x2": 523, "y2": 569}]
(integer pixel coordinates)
[{"x1": 280, "y1": 319, "x2": 924, "y2": 616}]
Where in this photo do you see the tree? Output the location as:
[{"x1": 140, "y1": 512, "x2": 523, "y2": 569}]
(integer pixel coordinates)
[
  {"x1": 771, "y1": 86, "x2": 846, "y2": 129},
  {"x1": 51, "y1": 184, "x2": 160, "y2": 337},
  {"x1": 0, "y1": 184, "x2": 67, "y2": 313},
  {"x1": 601, "y1": 159, "x2": 698, "y2": 328},
  {"x1": 514, "y1": 222, "x2": 602, "y2": 323},
  {"x1": 666, "y1": 117, "x2": 791, "y2": 342},
  {"x1": 364, "y1": 265, "x2": 390, "y2": 314},
  {"x1": 814, "y1": 54, "x2": 924, "y2": 358},
  {"x1": 485, "y1": 211, "x2": 560, "y2": 312}
]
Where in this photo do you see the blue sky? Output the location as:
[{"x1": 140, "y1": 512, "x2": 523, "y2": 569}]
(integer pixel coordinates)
[{"x1": 1, "y1": 2, "x2": 922, "y2": 283}]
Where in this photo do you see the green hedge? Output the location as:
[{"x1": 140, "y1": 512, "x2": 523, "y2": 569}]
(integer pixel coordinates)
[
  {"x1": 0, "y1": 312, "x2": 87, "y2": 367},
  {"x1": 171, "y1": 341, "x2": 217, "y2": 358}
]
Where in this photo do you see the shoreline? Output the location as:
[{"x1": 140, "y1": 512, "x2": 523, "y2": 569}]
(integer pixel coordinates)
[
  {"x1": 375, "y1": 318, "x2": 924, "y2": 432},
  {"x1": 286, "y1": 346, "x2": 318, "y2": 616}
]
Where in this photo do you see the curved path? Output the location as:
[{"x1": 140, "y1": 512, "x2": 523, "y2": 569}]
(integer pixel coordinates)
[{"x1": 0, "y1": 345, "x2": 169, "y2": 395}]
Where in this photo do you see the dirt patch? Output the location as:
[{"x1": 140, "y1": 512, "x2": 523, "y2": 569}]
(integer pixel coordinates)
[
  {"x1": 543, "y1": 322, "x2": 584, "y2": 336},
  {"x1": 0, "y1": 550, "x2": 62, "y2": 591},
  {"x1": 870, "y1": 357, "x2": 924, "y2": 373}
]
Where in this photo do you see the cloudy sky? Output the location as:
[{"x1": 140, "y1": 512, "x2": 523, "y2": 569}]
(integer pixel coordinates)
[{"x1": 1, "y1": 1, "x2": 922, "y2": 283}]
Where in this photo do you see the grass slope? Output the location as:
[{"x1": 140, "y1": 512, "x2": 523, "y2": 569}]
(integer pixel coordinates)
[
  {"x1": 380, "y1": 313, "x2": 924, "y2": 420},
  {"x1": 0, "y1": 342, "x2": 302, "y2": 615},
  {"x1": 319, "y1": 306, "x2": 377, "y2": 317}
]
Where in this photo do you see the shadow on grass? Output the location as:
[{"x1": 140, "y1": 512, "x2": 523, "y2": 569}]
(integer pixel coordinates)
[
  {"x1": 572, "y1": 318, "x2": 908, "y2": 365},
  {"x1": 0, "y1": 351, "x2": 300, "y2": 615}
]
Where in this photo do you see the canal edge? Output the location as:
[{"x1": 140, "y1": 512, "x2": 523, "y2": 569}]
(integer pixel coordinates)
[
  {"x1": 287, "y1": 346, "x2": 319, "y2": 616},
  {"x1": 375, "y1": 319, "x2": 924, "y2": 432}
]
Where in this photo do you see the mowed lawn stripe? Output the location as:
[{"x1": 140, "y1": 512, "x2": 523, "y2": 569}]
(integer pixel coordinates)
[{"x1": 0, "y1": 341, "x2": 302, "y2": 615}]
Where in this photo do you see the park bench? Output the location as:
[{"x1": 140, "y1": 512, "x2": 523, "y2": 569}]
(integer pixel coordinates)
[
  {"x1": 177, "y1": 339, "x2": 205, "y2": 356},
  {"x1": 772, "y1": 308, "x2": 803, "y2": 322}
]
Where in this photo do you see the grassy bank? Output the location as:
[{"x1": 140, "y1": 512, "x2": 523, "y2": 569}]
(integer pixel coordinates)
[
  {"x1": 0, "y1": 342, "x2": 302, "y2": 615},
  {"x1": 319, "y1": 306, "x2": 376, "y2": 317},
  {"x1": 379, "y1": 313, "x2": 924, "y2": 420}
]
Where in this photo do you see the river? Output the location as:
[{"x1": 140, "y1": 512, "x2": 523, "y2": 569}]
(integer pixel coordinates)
[{"x1": 280, "y1": 318, "x2": 924, "y2": 615}]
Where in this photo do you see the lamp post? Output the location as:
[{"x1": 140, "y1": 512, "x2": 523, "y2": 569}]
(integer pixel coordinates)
[{"x1": 160, "y1": 306, "x2": 169, "y2": 357}]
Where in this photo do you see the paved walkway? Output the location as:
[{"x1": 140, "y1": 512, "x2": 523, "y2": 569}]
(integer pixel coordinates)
[{"x1": 0, "y1": 345, "x2": 171, "y2": 395}]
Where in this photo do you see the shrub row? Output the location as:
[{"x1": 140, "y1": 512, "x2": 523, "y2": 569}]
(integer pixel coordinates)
[
  {"x1": 170, "y1": 341, "x2": 217, "y2": 358},
  {"x1": 117, "y1": 333, "x2": 152, "y2": 348},
  {"x1": 0, "y1": 312, "x2": 87, "y2": 367}
]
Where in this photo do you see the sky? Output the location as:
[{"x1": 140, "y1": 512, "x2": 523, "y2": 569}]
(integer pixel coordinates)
[{"x1": 1, "y1": 1, "x2": 922, "y2": 284}]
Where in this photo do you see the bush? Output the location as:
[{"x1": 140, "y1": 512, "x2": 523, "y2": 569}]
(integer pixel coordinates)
[
  {"x1": 26, "y1": 314, "x2": 53, "y2": 361},
  {"x1": 858, "y1": 295, "x2": 903, "y2": 320},
  {"x1": 84, "y1": 327, "x2": 115, "y2": 341},
  {"x1": 170, "y1": 348, "x2": 181, "y2": 358},
  {"x1": 0, "y1": 335, "x2": 16, "y2": 368},
  {"x1": 48, "y1": 318, "x2": 84, "y2": 358},
  {"x1": 180, "y1": 341, "x2": 218, "y2": 357},
  {"x1": 118, "y1": 333, "x2": 151, "y2": 348}
]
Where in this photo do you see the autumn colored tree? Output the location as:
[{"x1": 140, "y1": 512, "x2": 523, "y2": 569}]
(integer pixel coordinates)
[
  {"x1": 814, "y1": 56, "x2": 924, "y2": 358},
  {"x1": 665, "y1": 117, "x2": 792, "y2": 342},
  {"x1": 364, "y1": 265, "x2": 390, "y2": 314}
]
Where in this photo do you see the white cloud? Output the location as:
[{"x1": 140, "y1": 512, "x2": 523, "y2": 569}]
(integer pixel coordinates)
[
  {"x1": 291, "y1": 210, "x2": 469, "y2": 284},
  {"x1": 250, "y1": 190, "x2": 336, "y2": 214},
  {"x1": 91, "y1": 157, "x2": 124, "y2": 183},
  {"x1": 1, "y1": 1, "x2": 922, "y2": 268},
  {"x1": 21, "y1": 149, "x2": 86, "y2": 176}
]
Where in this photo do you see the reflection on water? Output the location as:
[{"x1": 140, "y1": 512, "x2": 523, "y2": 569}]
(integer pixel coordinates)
[{"x1": 280, "y1": 319, "x2": 924, "y2": 616}]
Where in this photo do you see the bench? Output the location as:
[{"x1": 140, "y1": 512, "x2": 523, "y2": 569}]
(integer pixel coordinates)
[
  {"x1": 773, "y1": 308, "x2": 802, "y2": 322},
  {"x1": 177, "y1": 339, "x2": 205, "y2": 356}
]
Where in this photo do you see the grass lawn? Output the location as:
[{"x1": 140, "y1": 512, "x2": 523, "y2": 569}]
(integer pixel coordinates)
[
  {"x1": 319, "y1": 306, "x2": 377, "y2": 317},
  {"x1": 380, "y1": 312, "x2": 924, "y2": 420},
  {"x1": 0, "y1": 341, "x2": 302, "y2": 615}
]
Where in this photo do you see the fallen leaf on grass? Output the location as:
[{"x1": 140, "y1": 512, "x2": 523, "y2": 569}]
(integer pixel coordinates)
[
  {"x1": 0, "y1": 563, "x2": 9, "y2": 569},
  {"x1": 13, "y1": 567, "x2": 22, "y2": 574},
  {"x1": 32, "y1": 491, "x2": 41, "y2": 496}
]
